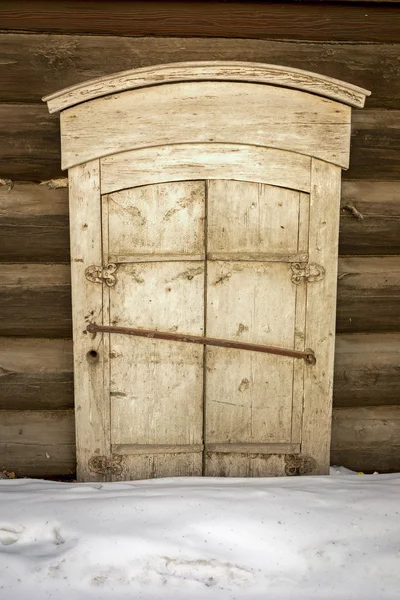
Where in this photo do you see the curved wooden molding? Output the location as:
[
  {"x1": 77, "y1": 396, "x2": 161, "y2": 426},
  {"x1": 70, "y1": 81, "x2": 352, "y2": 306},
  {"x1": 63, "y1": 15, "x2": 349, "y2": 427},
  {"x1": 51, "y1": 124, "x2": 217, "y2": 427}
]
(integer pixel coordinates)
[{"x1": 43, "y1": 61, "x2": 371, "y2": 114}]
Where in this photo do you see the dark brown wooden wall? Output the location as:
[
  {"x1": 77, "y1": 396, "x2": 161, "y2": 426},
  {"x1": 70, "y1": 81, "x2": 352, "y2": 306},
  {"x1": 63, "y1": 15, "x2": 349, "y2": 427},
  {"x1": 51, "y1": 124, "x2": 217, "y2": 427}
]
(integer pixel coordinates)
[{"x1": 1, "y1": 0, "x2": 400, "y2": 478}]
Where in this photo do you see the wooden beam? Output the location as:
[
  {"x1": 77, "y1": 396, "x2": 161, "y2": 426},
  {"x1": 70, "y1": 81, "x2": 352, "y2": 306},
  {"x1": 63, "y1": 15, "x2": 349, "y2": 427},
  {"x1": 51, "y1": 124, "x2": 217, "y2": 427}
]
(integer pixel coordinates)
[
  {"x1": 0, "y1": 338, "x2": 73, "y2": 410},
  {"x1": 0, "y1": 409, "x2": 75, "y2": 478},
  {"x1": 0, "y1": 1, "x2": 399, "y2": 43},
  {"x1": 331, "y1": 406, "x2": 400, "y2": 473},
  {"x1": 0, "y1": 34, "x2": 397, "y2": 109},
  {"x1": 0, "y1": 105, "x2": 399, "y2": 181}
]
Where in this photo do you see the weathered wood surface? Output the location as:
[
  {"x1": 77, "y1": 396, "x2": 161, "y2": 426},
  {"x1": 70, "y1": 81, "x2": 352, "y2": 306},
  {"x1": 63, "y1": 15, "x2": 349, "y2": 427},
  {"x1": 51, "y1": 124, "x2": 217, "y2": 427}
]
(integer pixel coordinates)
[
  {"x1": 334, "y1": 334, "x2": 400, "y2": 407},
  {"x1": 340, "y1": 181, "x2": 400, "y2": 255},
  {"x1": 1, "y1": 334, "x2": 397, "y2": 412},
  {"x1": 2, "y1": 180, "x2": 399, "y2": 262},
  {"x1": 0, "y1": 35, "x2": 394, "y2": 108},
  {"x1": 0, "y1": 338, "x2": 73, "y2": 410},
  {"x1": 59, "y1": 82, "x2": 351, "y2": 170},
  {"x1": 1, "y1": 105, "x2": 398, "y2": 181},
  {"x1": 1, "y1": 257, "x2": 399, "y2": 337},
  {"x1": 0, "y1": 263, "x2": 72, "y2": 337},
  {"x1": 68, "y1": 160, "x2": 111, "y2": 482},
  {"x1": 336, "y1": 257, "x2": 400, "y2": 333},
  {"x1": 0, "y1": 409, "x2": 76, "y2": 478},
  {"x1": 101, "y1": 145, "x2": 311, "y2": 194},
  {"x1": 0, "y1": 2, "x2": 399, "y2": 43},
  {"x1": 44, "y1": 61, "x2": 369, "y2": 113},
  {"x1": 331, "y1": 406, "x2": 400, "y2": 473},
  {"x1": 0, "y1": 182, "x2": 69, "y2": 262},
  {"x1": 1, "y1": 405, "x2": 399, "y2": 478}
]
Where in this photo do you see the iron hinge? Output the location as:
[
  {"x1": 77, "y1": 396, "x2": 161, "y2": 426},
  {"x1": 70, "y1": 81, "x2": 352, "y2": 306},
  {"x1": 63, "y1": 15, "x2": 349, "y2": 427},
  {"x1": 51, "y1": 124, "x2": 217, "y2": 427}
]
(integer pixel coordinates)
[
  {"x1": 85, "y1": 263, "x2": 117, "y2": 287},
  {"x1": 291, "y1": 262, "x2": 325, "y2": 285}
]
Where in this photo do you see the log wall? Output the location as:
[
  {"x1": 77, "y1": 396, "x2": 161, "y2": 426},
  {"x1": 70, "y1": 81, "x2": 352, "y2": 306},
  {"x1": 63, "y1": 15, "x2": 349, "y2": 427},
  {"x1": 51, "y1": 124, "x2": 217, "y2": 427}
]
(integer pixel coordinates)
[{"x1": 1, "y1": 0, "x2": 399, "y2": 477}]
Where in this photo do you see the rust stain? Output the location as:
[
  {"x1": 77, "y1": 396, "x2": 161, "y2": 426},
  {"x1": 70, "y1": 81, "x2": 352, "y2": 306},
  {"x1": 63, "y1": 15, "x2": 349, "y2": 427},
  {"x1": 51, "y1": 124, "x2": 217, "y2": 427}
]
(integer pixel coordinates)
[
  {"x1": 213, "y1": 272, "x2": 232, "y2": 285},
  {"x1": 168, "y1": 266, "x2": 203, "y2": 282},
  {"x1": 238, "y1": 378, "x2": 250, "y2": 392}
]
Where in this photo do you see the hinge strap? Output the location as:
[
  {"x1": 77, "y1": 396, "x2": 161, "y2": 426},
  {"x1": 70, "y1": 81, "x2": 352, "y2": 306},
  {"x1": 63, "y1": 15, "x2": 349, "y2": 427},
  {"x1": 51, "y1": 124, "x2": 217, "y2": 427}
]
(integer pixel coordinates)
[{"x1": 86, "y1": 323, "x2": 316, "y2": 364}]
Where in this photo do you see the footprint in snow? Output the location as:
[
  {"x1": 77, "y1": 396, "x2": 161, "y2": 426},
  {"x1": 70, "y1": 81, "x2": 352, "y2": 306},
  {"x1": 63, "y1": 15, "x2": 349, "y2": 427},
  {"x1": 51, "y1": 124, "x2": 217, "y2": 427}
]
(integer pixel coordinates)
[{"x1": 0, "y1": 525, "x2": 24, "y2": 546}]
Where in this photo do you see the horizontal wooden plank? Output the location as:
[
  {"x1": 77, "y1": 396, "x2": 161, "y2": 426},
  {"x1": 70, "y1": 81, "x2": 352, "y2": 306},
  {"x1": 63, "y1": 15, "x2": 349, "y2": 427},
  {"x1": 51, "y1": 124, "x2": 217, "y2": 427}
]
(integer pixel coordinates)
[
  {"x1": 0, "y1": 409, "x2": 76, "y2": 478},
  {"x1": 334, "y1": 333, "x2": 400, "y2": 407},
  {"x1": 0, "y1": 34, "x2": 395, "y2": 108},
  {"x1": 1, "y1": 104, "x2": 399, "y2": 181},
  {"x1": 0, "y1": 2, "x2": 399, "y2": 42},
  {"x1": 1, "y1": 257, "x2": 399, "y2": 337},
  {"x1": 0, "y1": 182, "x2": 69, "y2": 262},
  {"x1": 336, "y1": 256, "x2": 400, "y2": 333},
  {"x1": 0, "y1": 264, "x2": 72, "y2": 337},
  {"x1": 331, "y1": 406, "x2": 400, "y2": 473},
  {"x1": 2, "y1": 180, "x2": 399, "y2": 263},
  {"x1": 340, "y1": 181, "x2": 400, "y2": 255},
  {"x1": 1, "y1": 332, "x2": 398, "y2": 412},
  {"x1": 1, "y1": 405, "x2": 399, "y2": 478},
  {"x1": 346, "y1": 110, "x2": 400, "y2": 180},
  {"x1": 0, "y1": 338, "x2": 73, "y2": 410}
]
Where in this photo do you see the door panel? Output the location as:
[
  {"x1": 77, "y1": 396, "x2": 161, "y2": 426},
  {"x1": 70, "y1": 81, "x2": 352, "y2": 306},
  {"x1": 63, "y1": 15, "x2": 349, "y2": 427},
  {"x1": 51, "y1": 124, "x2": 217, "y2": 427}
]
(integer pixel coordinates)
[
  {"x1": 106, "y1": 181, "x2": 205, "y2": 262},
  {"x1": 208, "y1": 180, "x2": 303, "y2": 259},
  {"x1": 100, "y1": 178, "x2": 311, "y2": 479}
]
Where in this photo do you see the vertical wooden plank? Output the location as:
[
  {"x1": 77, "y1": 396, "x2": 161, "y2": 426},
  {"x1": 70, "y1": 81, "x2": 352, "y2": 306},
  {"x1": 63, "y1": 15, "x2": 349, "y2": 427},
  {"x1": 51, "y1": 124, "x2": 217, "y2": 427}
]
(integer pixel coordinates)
[
  {"x1": 291, "y1": 192, "x2": 310, "y2": 443},
  {"x1": 302, "y1": 159, "x2": 341, "y2": 474},
  {"x1": 69, "y1": 160, "x2": 110, "y2": 481}
]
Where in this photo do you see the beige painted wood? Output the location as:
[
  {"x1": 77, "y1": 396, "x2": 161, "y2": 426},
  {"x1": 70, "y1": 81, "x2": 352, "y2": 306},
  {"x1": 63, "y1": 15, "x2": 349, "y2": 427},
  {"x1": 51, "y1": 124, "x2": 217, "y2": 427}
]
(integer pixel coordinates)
[
  {"x1": 100, "y1": 144, "x2": 311, "y2": 194},
  {"x1": 302, "y1": 159, "x2": 342, "y2": 474},
  {"x1": 105, "y1": 181, "x2": 205, "y2": 262},
  {"x1": 60, "y1": 82, "x2": 351, "y2": 170},
  {"x1": 68, "y1": 160, "x2": 110, "y2": 482},
  {"x1": 207, "y1": 180, "x2": 305, "y2": 258},
  {"x1": 43, "y1": 61, "x2": 370, "y2": 113}
]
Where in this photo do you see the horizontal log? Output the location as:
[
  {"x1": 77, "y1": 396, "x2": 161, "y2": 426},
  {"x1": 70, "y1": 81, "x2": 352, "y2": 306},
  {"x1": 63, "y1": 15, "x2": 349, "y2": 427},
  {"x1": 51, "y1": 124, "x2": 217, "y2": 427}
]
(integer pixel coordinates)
[
  {"x1": 336, "y1": 256, "x2": 400, "y2": 333},
  {"x1": 0, "y1": 34, "x2": 396, "y2": 108},
  {"x1": 1, "y1": 180, "x2": 399, "y2": 263},
  {"x1": 1, "y1": 333, "x2": 399, "y2": 412},
  {"x1": 0, "y1": 182, "x2": 69, "y2": 262},
  {"x1": 1, "y1": 258, "x2": 399, "y2": 336},
  {"x1": 0, "y1": 409, "x2": 76, "y2": 478},
  {"x1": 1, "y1": 405, "x2": 399, "y2": 478},
  {"x1": 0, "y1": 105, "x2": 399, "y2": 181},
  {"x1": 340, "y1": 181, "x2": 400, "y2": 255},
  {"x1": 331, "y1": 405, "x2": 400, "y2": 473},
  {"x1": 0, "y1": 263, "x2": 72, "y2": 337},
  {"x1": 0, "y1": 338, "x2": 73, "y2": 410},
  {"x1": 333, "y1": 334, "x2": 400, "y2": 407},
  {"x1": 0, "y1": 2, "x2": 399, "y2": 42}
]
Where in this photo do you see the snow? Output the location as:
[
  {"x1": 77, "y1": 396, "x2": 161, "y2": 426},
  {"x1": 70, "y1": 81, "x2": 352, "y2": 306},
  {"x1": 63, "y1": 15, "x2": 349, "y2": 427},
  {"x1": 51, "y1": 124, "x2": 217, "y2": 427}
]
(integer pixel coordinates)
[{"x1": 0, "y1": 473, "x2": 399, "y2": 599}]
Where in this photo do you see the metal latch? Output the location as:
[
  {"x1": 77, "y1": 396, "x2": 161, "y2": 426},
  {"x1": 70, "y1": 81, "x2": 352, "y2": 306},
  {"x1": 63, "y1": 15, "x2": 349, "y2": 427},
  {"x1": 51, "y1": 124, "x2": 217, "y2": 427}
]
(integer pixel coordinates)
[
  {"x1": 85, "y1": 263, "x2": 117, "y2": 287},
  {"x1": 86, "y1": 323, "x2": 316, "y2": 365},
  {"x1": 291, "y1": 263, "x2": 325, "y2": 285}
]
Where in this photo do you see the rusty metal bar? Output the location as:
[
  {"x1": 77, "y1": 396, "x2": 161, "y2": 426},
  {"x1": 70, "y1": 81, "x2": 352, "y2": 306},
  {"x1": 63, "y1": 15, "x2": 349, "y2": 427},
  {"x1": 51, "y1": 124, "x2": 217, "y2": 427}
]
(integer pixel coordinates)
[{"x1": 86, "y1": 323, "x2": 316, "y2": 364}]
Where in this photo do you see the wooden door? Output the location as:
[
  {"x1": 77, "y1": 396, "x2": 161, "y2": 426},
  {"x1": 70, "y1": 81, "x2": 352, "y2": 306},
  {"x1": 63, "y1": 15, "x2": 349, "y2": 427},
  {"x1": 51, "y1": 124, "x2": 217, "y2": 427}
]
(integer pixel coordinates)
[{"x1": 98, "y1": 177, "x2": 315, "y2": 479}]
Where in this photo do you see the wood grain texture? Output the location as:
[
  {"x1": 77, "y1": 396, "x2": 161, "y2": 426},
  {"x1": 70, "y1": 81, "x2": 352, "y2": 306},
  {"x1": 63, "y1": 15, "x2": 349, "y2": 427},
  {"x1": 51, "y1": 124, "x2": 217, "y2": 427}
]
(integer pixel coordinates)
[
  {"x1": 0, "y1": 263, "x2": 72, "y2": 337},
  {"x1": 0, "y1": 182, "x2": 69, "y2": 262},
  {"x1": 100, "y1": 145, "x2": 311, "y2": 194},
  {"x1": 0, "y1": 338, "x2": 73, "y2": 410},
  {"x1": 0, "y1": 34, "x2": 394, "y2": 108},
  {"x1": 59, "y1": 82, "x2": 351, "y2": 170},
  {"x1": 44, "y1": 61, "x2": 369, "y2": 112},
  {"x1": 68, "y1": 160, "x2": 111, "y2": 482},
  {"x1": 2, "y1": 180, "x2": 398, "y2": 263},
  {"x1": 0, "y1": 409, "x2": 75, "y2": 478},
  {"x1": 0, "y1": 2, "x2": 399, "y2": 42},
  {"x1": 3, "y1": 105, "x2": 398, "y2": 181},
  {"x1": 334, "y1": 334, "x2": 400, "y2": 407},
  {"x1": 336, "y1": 257, "x2": 400, "y2": 333},
  {"x1": 302, "y1": 159, "x2": 342, "y2": 474},
  {"x1": 340, "y1": 181, "x2": 400, "y2": 255},
  {"x1": 331, "y1": 406, "x2": 400, "y2": 473}
]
